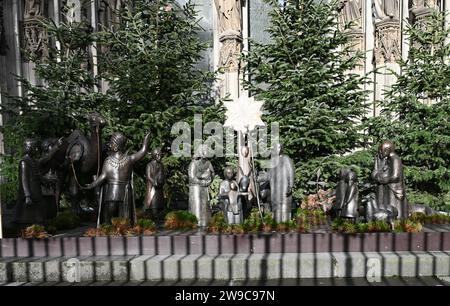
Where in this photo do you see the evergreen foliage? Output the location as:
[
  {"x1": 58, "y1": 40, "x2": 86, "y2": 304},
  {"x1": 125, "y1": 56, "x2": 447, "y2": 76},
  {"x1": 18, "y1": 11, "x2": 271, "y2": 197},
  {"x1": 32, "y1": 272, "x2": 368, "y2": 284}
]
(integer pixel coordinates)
[
  {"x1": 243, "y1": 0, "x2": 370, "y2": 197},
  {"x1": 368, "y1": 11, "x2": 450, "y2": 211}
]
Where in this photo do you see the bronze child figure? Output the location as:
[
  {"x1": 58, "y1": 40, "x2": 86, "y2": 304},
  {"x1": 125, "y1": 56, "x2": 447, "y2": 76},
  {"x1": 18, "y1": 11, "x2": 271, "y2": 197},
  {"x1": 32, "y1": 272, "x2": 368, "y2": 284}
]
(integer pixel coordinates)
[{"x1": 86, "y1": 132, "x2": 151, "y2": 227}]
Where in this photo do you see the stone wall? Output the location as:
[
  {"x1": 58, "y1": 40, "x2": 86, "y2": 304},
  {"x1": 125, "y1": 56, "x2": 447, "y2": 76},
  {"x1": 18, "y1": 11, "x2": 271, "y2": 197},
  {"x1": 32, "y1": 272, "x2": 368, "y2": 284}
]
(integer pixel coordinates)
[{"x1": 0, "y1": 0, "x2": 448, "y2": 149}]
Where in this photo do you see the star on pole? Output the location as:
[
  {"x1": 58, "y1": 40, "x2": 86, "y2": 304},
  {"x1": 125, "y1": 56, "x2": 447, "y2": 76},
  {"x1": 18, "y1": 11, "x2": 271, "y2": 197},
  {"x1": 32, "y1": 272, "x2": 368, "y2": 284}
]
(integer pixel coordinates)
[{"x1": 223, "y1": 96, "x2": 265, "y2": 133}]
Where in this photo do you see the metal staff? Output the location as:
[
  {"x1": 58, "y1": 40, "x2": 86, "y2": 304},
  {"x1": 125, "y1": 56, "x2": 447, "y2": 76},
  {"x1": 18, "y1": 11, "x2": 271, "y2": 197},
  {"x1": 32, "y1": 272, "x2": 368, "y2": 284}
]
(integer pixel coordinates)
[{"x1": 244, "y1": 129, "x2": 264, "y2": 223}]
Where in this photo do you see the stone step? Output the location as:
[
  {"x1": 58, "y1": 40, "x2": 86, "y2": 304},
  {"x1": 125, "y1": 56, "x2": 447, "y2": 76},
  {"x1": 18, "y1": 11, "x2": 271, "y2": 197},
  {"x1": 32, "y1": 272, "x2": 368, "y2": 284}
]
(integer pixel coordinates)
[{"x1": 1, "y1": 251, "x2": 449, "y2": 283}]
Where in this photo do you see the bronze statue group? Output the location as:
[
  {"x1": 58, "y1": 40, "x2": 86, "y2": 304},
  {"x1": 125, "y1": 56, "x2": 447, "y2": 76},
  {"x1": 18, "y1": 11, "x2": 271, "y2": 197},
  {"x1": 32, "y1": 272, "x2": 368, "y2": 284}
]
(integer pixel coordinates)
[{"x1": 15, "y1": 112, "x2": 412, "y2": 231}]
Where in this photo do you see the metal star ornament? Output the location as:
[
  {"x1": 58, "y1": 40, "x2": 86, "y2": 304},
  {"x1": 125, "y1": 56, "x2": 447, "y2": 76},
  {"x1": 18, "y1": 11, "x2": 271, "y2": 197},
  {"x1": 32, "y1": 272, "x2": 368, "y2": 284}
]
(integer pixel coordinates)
[{"x1": 223, "y1": 96, "x2": 265, "y2": 133}]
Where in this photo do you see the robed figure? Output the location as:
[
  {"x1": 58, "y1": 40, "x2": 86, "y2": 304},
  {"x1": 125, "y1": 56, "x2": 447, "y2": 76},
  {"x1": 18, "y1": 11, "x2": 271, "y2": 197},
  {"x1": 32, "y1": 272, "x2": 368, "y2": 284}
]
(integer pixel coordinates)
[
  {"x1": 144, "y1": 148, "x2": 166, "y2": 215},
  {"x1": 188, "y1": 145, "x2": 215, "y2": 227},
  {"x1": 373, "y1": 0, "x2": 399, "y2": 21},
  {"x1": 340, "y1": 0, "x2": 362, "y2": 28},
  {"x1": 340, "y1": 170, "x2": 359, "y2": 220},
  {"x1": 16, "y1": 138, "x2": 62, "y2": 225},
  {"x1": 371, "y1": 141, "x2": 408, "y2": 219},
  {"x1": 269, "y1": 143, "x2": 295, "y2": 223},
  {"x1": 214, "y1": 0, "x2": 242, "y2": 35},
  {"x1": 86, "y1": 132, "x2": 151, "y2": 227}
]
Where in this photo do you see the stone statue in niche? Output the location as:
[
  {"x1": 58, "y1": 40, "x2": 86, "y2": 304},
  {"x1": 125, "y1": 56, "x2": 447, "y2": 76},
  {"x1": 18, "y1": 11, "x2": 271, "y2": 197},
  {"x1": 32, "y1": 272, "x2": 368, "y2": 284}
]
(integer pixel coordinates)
[
  {"x1": 371, "y1": 141, "x2": 408, "y2": 219},
  {"x1": 339, "y1": 0, "x2": 362, "y2": 29},
  {"x1": 15, "y1": 138, "x2": 63, "y2": 225},
  {"x1": 99, "y1": 0, "x2": 122, "y2": 28},
  {"x1": 373, "y1": 0, "x2": 399, "y2": 22},
  {"x1": 412, "y1": 0, "x2": 439, "y2": 9},
  {"x1": 269, "y1": 143, "x2": 295, "y2": 223},
  {"x1": 144, "y1": 148, "x2": 166, "y2": 216},
  {"x1": 188, "y1": 144, "x2": 215, "y2": 227},
  {"x1": 214, "y1": 0, "x2": 242, "y2": 36},
  {"x1": 86, "y1": 132, "x2": 151, "y2": 227},
  {"x1": 339, "y1": 170, "x2": 359, "y2": 220},
  {"x1": 23, "y1": 20, "x2": 48, "y2": 58},
  {"x1": 25, "y1": 0, "x2": 44, "y2": 19}
]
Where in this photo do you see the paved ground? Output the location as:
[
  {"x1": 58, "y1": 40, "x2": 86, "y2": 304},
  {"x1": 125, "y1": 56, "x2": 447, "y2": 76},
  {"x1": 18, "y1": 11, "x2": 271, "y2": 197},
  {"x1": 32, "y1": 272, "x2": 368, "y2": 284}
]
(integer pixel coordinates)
[{"x1": 1, "y1": 276, "x2": 449, "y2": 286}]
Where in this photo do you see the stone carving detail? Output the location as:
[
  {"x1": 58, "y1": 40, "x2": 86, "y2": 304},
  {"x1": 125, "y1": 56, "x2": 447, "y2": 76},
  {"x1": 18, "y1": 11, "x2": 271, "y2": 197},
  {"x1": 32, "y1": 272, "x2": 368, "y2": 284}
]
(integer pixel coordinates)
[
  {"x1": 374, "y1": 21, "x2": 400, "y2": 64},
  {"x1": 23, "y1": 0, "x2": 48, "y2": 59},
  {"x1": 219, "y1": 38, "x2": 242, "y2": 72},
  {"x1": 373, "y1": 1, "x2": 400, "y2": 65},
  {"x1": 0, "y1": 0, "x2": 7, "y2": 55},
  {"x1": 411, "y1": 0, "x2": 440, "y2": 27},
  {"x1": 23, "y1": 19, "x2": 48, "y2": 59},
  {"x1": 412, "y1": 0, "x2": 439, "y2": 10},
  {"x1": 99, "y1": 0, "x2": 122, "y2": 29},
  {"x1": 339, "y1": 0, "x2": 362, "y2": 30},
  {"x1": 339, "y1": 1, "x2": 364, "y2": 67},
  {"x1": 215, "y1": 0, "x2": 242, "y2": 72},
  {"x1": 373, "y1": 0, "x2": 400, "y2": 22},
  {"x1": 214, "y1": 0, "x2": 242, "y2": 36},
  {"x1": 24, "y1": 0, "x2": 44, "y2": 19}
]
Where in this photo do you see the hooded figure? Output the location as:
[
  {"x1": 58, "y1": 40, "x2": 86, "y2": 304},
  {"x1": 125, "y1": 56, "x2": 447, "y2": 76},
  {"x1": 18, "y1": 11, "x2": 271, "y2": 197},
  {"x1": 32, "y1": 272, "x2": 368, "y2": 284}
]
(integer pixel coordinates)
[
  {"x1": 269, "y1": 143, "x2": 295, "y2": 223},
  {"x1": 340, "y1": 170, "x2": 359, "y2": 220},
  {"x1": 371, "y1": 141, "x2": 408, "y2": 219},
  {"x1": 144, "y1": 148, "x2": 166, "y2": 215},
  {"x1": 86, "y1": 132, "x2": 151, "y2": 227},
  {"x1": 16, "y1": 138, "x2": 62, "y2": 224},
  {"x1": 188, "y1": 144, "x2": 215, "y2": 227}
]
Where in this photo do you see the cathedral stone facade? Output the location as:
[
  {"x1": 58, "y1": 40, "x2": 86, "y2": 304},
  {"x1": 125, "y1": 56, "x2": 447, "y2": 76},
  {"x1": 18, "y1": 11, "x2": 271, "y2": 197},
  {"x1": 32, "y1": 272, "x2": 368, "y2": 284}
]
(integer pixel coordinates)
[{"x1": 0, "y1": 0, "x2": 449, "y2": 154}]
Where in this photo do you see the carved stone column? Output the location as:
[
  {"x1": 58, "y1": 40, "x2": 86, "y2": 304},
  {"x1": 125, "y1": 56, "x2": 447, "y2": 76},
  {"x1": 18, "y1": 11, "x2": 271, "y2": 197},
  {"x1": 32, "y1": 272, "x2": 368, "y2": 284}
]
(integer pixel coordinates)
[
  {"x1": 23, "y1": 0, "x2": 48, "y2": 60},
  {"x1": 411, "y1": 0, "x2": 440, "y2": 29},
  {"x1": 410, "y1": 0, "x2": 440, "y2": 105},
  {"x1": 372, "y1": 0, "x2": 401, "y2": 115},
  {"x1": 374, "y1": 20, "x2": 401, "y2": 65},
  {"x1": 215, "y1": 1, "x2": 256, "y2": 201},
  {"x1": 215, "y1": 0, "x2": 243, "y2": 100},
  {"x1": 339, "y1": 0, "x2": 364, "y2": 69}
]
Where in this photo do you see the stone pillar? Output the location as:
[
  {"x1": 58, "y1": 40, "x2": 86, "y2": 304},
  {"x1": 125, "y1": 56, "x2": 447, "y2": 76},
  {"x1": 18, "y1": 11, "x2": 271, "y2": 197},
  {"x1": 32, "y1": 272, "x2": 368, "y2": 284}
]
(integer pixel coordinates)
[
  {"x1": 215, "y1": 0, "x2": 243, "y2": 101},
  {"x1": 410, "y1": 0, "x2": 440, "y2": 104},
  {"x1": 22, "y1": 0, "x2": 49, "y2": 86},
  {"x1": 372, "y1": 0, "x2": 401, "y2": 116},
  {"x1": 91, "y1": 0, "x2": 99, "y2": 92},
  {"x1": 339, "y1": 0, "x2": 365, "y2": 71},
  {"x1": 214, "y1": 2, "x2": 245, "y2": 151}
]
